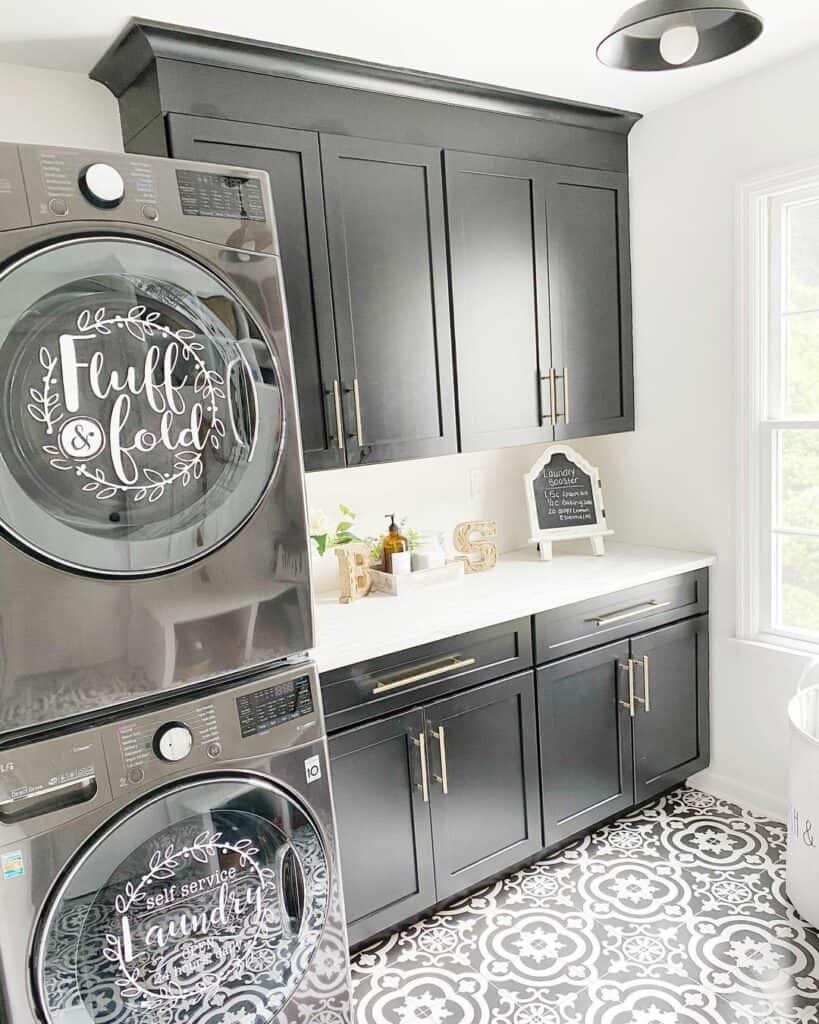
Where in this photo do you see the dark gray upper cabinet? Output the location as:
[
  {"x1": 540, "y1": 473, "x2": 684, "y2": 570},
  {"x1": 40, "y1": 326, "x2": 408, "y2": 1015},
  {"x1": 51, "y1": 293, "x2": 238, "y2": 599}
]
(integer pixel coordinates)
[
  {"x1": 166, "y1": 115, "x2": 344, "y2": 471},
  {"x1": 631, "y1": 616, "x2": 710, "y2": 802},
  {"x1": 538, "y1": 641, "x2": 635, "y2": 845},
  {"x1": 320, "y1": 135, "x2": 457, "y2": 466},
  {"x1": 445, "y1": 152, "x2": 555, "y2": 451},
  {"x1": 445, "y1": 151, "x2": 633, "y2": 449},
  {"x1": 426, "y1": 671, "x2": 542, "y2": 901},
  {"x1": 328, "y1": 707, "x2": 435, "y2": 946},
  {"x1": 545, "y1": 165, "x2": 634, "y2": 439}
]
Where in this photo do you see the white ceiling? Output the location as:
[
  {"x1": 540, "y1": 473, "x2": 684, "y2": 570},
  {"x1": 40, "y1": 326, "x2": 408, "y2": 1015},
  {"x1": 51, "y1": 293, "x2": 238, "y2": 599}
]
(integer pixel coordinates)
[{"x1": 2, "y1": 0, "x2": 819, "y2": 114}]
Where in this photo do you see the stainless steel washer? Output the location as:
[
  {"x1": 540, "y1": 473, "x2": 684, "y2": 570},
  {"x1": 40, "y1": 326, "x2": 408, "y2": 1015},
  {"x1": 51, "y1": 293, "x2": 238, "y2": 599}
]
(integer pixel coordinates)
[{"x1": 0, "y1": 664, "x2": 352, "y2": 1024}]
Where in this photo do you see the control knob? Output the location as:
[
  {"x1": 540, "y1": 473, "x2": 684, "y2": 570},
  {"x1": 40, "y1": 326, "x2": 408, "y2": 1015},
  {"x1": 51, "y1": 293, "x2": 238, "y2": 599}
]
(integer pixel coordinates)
[
  {"x1": 153, "y1": 722, "x2": 193, "y2": 762},
  {"x1": 78, "y1": 163, "x2": 125, "y2": 209}
]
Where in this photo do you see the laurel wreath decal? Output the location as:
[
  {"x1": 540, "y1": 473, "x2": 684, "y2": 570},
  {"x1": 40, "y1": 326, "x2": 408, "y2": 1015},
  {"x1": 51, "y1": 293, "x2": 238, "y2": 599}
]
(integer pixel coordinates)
[
  {"x1": 102, "y1": 830, "x2": 272, "y2": 1004},
  {"x1": 31, "y1": 307, "x2": 227, "y2": 504}
]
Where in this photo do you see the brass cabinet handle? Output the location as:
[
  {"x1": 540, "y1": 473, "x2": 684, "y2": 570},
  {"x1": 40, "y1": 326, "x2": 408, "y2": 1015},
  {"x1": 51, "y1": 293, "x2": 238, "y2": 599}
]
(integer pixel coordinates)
[
  {"x1": 562, "y1": 366, "x2": 570, "y2": 424},
  {"x1": 353, "y1": 377, "x2": 364, "y2": 446},
  {"x1": 332, "y1": 380, "x2": 344, "y2": 450},
  {"x1": 548, "y1": 367, "x2": 558, "y2": 427},
  {"x1": 371, "y1": 656, "x2": 477, "y2": 695},
  {"x1": 640, "y1": 654, "x2": 651, "y2": 713},
  {"x1": 430, "y1": 725, "x2": 449, "y2": 794},
  {"x1": 412, "y1": 732, "x2": 429, "y2": 803},
  {"x1": 619, "y1": 659, "x2": 636, "y2": 717},
  {"x1": 591, "y1": 600, "x2": 671, "y2": 628},
  {"x1": 539, "y1": 369, "x2": 556, "y2": 427}
]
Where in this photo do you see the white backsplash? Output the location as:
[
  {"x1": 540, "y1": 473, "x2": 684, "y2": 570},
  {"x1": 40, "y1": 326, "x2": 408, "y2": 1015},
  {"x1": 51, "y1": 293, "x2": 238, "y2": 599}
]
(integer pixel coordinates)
[{"x1": 304, "y1": 441, "x2": 599, "y2": 593}]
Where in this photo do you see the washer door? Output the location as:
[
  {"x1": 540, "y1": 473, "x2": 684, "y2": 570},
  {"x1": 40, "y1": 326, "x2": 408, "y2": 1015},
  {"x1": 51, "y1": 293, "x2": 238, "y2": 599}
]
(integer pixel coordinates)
[
  {"x1": 34, "y1": 775, "x2": 330, "y2": 1024},
  {"x1": 0, "y1": 236, "x2": 283, "y2": 576}
]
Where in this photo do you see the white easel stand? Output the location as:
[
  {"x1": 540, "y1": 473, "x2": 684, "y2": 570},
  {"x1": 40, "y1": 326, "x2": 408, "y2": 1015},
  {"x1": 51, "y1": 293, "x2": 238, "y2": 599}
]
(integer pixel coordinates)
[{"x1": 536, "y1": 536, "x2": 607, "y2": 560}]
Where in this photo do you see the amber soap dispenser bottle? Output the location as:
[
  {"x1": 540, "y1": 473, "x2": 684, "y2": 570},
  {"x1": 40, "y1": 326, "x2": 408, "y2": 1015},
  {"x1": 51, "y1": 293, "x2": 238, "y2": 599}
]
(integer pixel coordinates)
[{"x1": 382, "y1": 514, "x2": 408, "y2": 573}]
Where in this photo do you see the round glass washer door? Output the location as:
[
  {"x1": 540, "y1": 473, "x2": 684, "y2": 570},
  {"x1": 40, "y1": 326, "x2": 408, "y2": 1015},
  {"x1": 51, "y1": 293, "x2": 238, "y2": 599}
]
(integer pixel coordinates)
[
  {"x1": 0, "y1": 236, "x2": 283, "y2": 577},
  {"x1": 33, "y1": 774, "x2": 330, "y2": 1024}
]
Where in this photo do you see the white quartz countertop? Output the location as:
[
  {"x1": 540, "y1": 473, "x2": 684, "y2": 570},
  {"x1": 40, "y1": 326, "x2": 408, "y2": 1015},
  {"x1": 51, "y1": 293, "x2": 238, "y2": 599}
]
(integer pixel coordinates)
[{"x1": 312, "y1": 541, "x2": 715, "y2": 674}]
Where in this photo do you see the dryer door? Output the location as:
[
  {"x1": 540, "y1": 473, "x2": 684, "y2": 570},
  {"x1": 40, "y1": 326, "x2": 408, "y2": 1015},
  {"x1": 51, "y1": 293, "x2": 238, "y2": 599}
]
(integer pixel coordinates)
[
  {"x1": 33, "y1": 774, "x2": 330, "y2": 1024},
  {"x1": 0, "y1": 236, "x2": 283, "y2": 576}
]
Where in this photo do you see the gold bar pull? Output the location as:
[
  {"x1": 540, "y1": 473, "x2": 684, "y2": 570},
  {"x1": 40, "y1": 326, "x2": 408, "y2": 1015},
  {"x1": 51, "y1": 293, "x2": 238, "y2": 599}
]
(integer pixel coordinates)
[
  {"x1": 539, "y1": 369, "x2": 555, "y2": 426},
  {"x1": 371, "y1": 656, "x2": 476, "y2": 695},
  {"x1": 430, "y1": 725, "x2": 449, "y2": 794},
  {"x1": 412, "y1": 732, "x2": 429, "y2": 803},
  {"x1": 332, "y1": 380, "x2": 344, "y2": 450},
  {"x1": 353, "y1": 378, "x2": 364, "y2": 446},
  {"x1": 641, "y1": 655, "x2": 651, "y2": 713},
  {"x1": 562, "y1": 366, "x2": 570, "y2": 424},
  {"x1": 548, "y1": 367, "x2": 558, "y2": 427},
  {"x1": 619, "y1": 659, "x2": 636, "y2": 717},
  {"x1": 591, "y1": 600, "x2": 671, "y2": 628}
]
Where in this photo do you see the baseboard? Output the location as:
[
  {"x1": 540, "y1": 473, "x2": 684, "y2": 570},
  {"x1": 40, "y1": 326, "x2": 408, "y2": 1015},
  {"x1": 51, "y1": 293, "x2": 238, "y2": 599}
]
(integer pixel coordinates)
[{"x1": 689, "y1": 768, "x2": 788, "y2": 823}]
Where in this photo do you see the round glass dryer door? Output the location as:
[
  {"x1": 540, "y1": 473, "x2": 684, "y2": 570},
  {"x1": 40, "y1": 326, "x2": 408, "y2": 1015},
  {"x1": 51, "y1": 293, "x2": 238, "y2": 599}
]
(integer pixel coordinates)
[
  {"x1": 0, "y1": 237, "x2": 283, "y2": 576},
  {"x1": 34, "y1": 775, "x2": 330, "y2": 1024}
]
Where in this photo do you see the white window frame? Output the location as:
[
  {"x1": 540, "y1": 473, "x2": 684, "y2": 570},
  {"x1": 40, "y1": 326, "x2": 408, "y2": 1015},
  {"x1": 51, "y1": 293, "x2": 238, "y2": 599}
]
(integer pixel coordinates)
[{"x1": 737, "y1": 163, "x2": 819, "y2": 652}]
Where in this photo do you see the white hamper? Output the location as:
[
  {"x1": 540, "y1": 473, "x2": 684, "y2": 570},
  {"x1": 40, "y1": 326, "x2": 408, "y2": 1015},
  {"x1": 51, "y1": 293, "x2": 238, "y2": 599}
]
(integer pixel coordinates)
[{"x1": 788, "y1": 665, "x2": 819, "y2": 927}]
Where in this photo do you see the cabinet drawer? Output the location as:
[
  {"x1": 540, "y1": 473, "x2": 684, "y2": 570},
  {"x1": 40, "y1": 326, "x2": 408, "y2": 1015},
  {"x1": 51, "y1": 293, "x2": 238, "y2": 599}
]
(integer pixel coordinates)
[
  {"x1": 534, "y1": 570, "x2": 708, "y2": 663},
  {"x1": 321, "y1": 617, "x2": 533, "y2": 732}
]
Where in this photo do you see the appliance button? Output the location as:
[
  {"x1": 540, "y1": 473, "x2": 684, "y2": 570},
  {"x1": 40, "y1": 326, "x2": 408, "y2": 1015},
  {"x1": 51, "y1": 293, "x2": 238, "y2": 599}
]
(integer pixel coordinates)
[
  {"x1": 78, "y1": 163, "x2": 125, "y2": 209},
  {"x1": 153, "y1": 723, "x2": 193, "y2": 763},
  {"x1": 206, "y1": 742, "x2": 222, "y2": 760},
  {"x1": 48, "y1": 197, "x2": 68, "y2": 216},
  {"x1": 141, "y1": 203, "x2": 159, "y2": 221},
  {"x1": 127, "y1": 766, "x2": 145, "y2": 784}
]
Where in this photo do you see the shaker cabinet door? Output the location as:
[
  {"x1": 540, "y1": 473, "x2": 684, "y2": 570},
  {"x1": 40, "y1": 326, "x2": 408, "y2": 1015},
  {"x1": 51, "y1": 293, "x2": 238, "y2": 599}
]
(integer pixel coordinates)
[
  {"x1": 445, "y1": 151, "x2": 556, "y2": 451},
  {"x1": 538, "y1": 641, "x2": 635, "y2": 845},
  {"x1": 320, "y1": 135, "x2": 457, "y2": 465},
  {"x1": 166, "y1": 115, "x2": 345, "y2": 470},
  {"x1": 631, "y1": 616, "x2": 710, "y2": 802},
  {"x1": 425, "y1": 671, "x2": 542, "y2": 901},
  {"x1": 328, "y1": 708, "x2": 436, "y2": 946},
  {"x1": 544, "y1": 164, "x2": 634, "y2": 440}
]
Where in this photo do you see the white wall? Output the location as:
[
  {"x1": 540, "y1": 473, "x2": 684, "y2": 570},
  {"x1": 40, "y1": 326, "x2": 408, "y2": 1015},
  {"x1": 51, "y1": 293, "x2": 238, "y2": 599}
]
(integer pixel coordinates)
[
  {"x1": 578, "y1": 46, "x2": 819, "y2": 822},
  {"x1": 0, "y1": 62, "x2": 121, "y2": 149}
]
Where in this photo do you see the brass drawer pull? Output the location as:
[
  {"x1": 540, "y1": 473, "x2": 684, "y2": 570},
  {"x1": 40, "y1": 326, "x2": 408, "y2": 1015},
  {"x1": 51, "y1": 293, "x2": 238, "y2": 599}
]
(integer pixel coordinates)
[
  {"x1": 539, "y1": 370, "x2": 556, "y2": 427},
  {"x1": 591, "y1": 600, "x2": 671, "y2": 628},
  {"x1": 372, "y1": 656, "x2": 477, "y2": 695},
  {"x1": 548, "y1": 367, "x2": 558, "y2": 427},
  {"x1": 412, "y1": 732, "x2": 430, "y2": 802},
  {"x1": 430, "y1": 725, "x2": 449, "y2": 794},
  {"x1": 561, "y1": 366, "x2": 570, "y2": 424},
  {"x1": 332, "y1": 379, "x2": 344, "y2": 450}
]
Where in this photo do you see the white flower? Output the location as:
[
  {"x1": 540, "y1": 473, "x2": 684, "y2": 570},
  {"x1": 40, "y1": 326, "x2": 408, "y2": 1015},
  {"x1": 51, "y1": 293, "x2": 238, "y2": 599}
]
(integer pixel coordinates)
[{"x1": 309, "y1": 508, "x2": 331, "y2": 536}]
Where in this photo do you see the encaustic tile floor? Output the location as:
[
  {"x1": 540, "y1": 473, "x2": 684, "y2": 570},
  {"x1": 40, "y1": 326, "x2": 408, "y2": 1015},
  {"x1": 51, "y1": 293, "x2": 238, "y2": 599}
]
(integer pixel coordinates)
[{"x1": 350, "y1": 787, "x2": 819, "y2": 1024}]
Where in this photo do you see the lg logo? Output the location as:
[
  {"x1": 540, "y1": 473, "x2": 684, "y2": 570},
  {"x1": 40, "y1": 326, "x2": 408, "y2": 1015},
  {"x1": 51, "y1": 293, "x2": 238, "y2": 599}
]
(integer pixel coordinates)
[{"x1": 0, "y1": 763, "x2": 15, "y2": 774}]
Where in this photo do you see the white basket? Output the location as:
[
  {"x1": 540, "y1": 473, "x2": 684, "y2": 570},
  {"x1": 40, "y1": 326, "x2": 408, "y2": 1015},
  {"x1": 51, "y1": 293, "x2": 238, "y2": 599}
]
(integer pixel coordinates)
[{"x1": 787, "y1": 659, "x2": 819, "y2": 927}]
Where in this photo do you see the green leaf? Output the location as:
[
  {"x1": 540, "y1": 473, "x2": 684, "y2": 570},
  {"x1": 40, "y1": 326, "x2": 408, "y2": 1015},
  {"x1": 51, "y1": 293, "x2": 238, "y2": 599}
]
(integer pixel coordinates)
[
  {"x1": 339, "y1": 503, "x2": 356, "y2": 519},
  {"x1": 311, "y1": 533, "x2": 328, "y2": 556},
  {"x1": 336, "y1": 521, "x2": 354, "y2": 533}
]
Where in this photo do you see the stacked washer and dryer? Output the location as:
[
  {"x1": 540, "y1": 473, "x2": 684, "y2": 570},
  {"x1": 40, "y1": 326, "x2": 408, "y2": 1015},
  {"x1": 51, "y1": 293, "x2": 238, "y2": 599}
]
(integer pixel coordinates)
[{"x1": 0, "y1": 144, "x2": 352, "y2": 1024}]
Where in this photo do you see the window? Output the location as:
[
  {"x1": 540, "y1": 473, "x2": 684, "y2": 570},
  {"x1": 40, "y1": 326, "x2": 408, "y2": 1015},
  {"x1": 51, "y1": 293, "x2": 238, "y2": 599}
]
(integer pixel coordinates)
[{"x1": 739, "y1": 169, "x2": 819, "y2": 649}]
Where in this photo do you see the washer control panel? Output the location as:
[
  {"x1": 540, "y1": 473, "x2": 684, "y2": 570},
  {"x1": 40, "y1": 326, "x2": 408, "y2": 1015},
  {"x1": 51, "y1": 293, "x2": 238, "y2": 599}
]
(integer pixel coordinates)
[{"x1": 236, "y1": 675, "x2": 314, "y2": 738}]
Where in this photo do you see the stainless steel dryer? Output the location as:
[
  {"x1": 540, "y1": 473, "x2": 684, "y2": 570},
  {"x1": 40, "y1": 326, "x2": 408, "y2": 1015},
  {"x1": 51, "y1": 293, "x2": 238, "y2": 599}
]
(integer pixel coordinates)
[
  {"x1": 0, "y1": 144, "x2": 313, "y2": 738},
  {"x1": 0, "y1": 663, "x2": 352, "y2": 1024}
]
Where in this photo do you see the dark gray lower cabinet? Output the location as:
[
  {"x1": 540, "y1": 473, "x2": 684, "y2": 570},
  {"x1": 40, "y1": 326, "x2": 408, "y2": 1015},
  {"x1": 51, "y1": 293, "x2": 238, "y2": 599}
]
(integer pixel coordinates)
[
  {"x1": 427, "y1": 672, "x2": 542, "y2": 900},
  {"x1": 328, "y1": 671, "x2": 541, "y2": 943},
  {"x1": 328, "y1": 708, "x2": 435, "y2": 946},
  {"x1": 537, "y1": 641, "x2": 635, "y2": 845},
  {"x1": 632, "y1": 617, "x2": 710, "y2": 802},
  {"x1": 538, "y1": 615, "x2": 710, "y2": 846}
]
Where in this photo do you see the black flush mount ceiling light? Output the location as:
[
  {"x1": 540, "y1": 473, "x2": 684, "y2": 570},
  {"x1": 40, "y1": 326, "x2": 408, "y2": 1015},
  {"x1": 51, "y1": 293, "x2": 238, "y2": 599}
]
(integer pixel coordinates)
[{"x1": 597, "y1": 0, "x2": 763, "y2": 70}]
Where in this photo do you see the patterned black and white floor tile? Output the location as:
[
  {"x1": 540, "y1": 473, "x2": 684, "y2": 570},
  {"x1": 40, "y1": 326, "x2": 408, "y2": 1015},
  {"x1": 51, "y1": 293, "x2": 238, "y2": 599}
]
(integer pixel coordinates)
[{"x1": 350, "y1": 787, "x2": 819, "y2": 1024}]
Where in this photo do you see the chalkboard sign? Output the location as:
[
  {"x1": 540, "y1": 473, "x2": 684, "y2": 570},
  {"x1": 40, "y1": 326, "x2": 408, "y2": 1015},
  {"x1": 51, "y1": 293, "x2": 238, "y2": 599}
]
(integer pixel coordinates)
[
  {"x1": 533, "y1": 452, "x2": 597, "y2": 530},
  {"x1": 524, "y1": 445, "x2": 612, "y2": 560}
]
